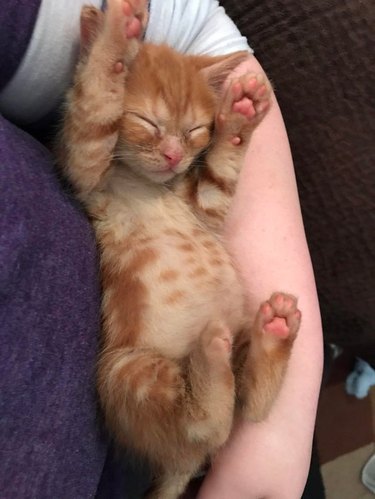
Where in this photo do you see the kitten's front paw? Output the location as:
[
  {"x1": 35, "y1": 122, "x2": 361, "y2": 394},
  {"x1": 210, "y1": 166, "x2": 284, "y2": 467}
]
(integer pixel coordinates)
[
  {"x1": 97, "y1": 0, "x2": 148, "y2": 71},
  {"x1": 104, "y1": 0, "x2": 147, "y2": 41},
  {"x1": 216, "y1": 73, "x2": 272, "y2": 145},
  {"x1": 255, "y1": 292, "x2": 301, "y2": 351},
  {"x1": 122, "y1": 0, "x2": 149, "y2": 39}
]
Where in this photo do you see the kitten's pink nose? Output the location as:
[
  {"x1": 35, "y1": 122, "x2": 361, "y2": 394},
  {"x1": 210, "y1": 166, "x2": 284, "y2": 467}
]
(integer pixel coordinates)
[{"x1": 163, "y1": 150, "x2": 183, "y2": 169}]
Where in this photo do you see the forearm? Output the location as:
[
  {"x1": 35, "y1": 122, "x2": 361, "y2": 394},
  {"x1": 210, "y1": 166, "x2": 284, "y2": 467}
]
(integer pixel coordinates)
[{"x1": 198, "y1": 55, "x2": 323, "y2": 499}]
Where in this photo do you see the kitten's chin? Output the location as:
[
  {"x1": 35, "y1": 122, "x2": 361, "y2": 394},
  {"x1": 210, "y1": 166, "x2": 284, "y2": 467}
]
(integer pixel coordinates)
[
  {"x1": 122, "y1": 159, "x2": 177, "y2": 184},
  {"x1": 141, "y1": 162, "x2": 191, "y2": 184},
  {"x1": 143, "y1": 169, "x2": 177, "y2": 184}
]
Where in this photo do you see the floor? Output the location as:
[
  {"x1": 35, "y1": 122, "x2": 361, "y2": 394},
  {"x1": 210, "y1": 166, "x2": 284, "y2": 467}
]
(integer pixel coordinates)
[{"x1": 315, "y1": 352, "x2": 375, "y2": 498}]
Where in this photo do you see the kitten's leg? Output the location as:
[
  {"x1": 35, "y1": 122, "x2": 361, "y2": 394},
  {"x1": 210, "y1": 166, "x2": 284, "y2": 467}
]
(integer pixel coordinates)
[
  {"x1": 189, "y1": 73, "x2": 271, "y2": 230},
  {"x1": 236, "y1": 293, "x2": 301, "y2": 421},
  {"x1": 59, "y1": 0, "x2": 147, "y2": 200},
  {"x1": 146, "y1": 323, "x2": 235, "y2": 499},
  {"x1": 98, "y1": 325, "x2": 234, "y2": 499},
  {"x1": 186, "y1": 322, "x2": 235, "y2": 446}
]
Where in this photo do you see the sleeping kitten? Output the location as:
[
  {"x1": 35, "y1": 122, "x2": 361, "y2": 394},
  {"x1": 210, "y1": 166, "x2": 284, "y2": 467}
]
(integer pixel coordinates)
[{"x1": 58, "y1": 1, "x2": 301, "y2": 497}]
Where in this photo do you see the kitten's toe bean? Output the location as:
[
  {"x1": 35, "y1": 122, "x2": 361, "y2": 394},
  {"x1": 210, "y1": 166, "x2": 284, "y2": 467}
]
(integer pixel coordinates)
[
  {"x1": 257, "y1": 293, "x2": 301, "y2": 345},
  {"x1": 104, "y1": 0, "x2": 147, "y2": 43},
  {"x1": 123, "y1": 0, "x2": 148, "y2": 36},
  {"x1": 125, "y1": 15, "x2": 142, "y2": 39},
  {"x1": 113, "y1": 61, "x2": 124, "y2": 73},
  {"x1": 240, "y1": 73, "x2": 271, "y2": 113},
  {"x1": 233, "y1": 98, "x2": 256, "y2": 118},
  {"x1": 263, "y1": 316, "x2": 290, "y2": 339},
  {"x1": 216, "y1": 72, "x2": 271, "y2": 141}
]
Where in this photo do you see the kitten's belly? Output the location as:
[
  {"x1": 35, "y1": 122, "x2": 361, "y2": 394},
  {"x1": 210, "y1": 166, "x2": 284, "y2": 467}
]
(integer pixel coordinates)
[
  {"x1": 97, "y1": 190, "x2": 247, "y2": 359},
  {"x1": 136, "y1": 227, "x2": 246, "y2": 359}
]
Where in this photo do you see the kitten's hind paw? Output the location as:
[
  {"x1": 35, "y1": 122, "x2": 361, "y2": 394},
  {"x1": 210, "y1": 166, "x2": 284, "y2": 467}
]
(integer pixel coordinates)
[{"x1": 255, "y1": 292, "x2": 301, "y2": 351}]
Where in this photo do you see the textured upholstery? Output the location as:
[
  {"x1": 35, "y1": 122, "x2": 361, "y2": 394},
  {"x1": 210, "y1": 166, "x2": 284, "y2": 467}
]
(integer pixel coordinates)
[
  {"x1": 221, "y1": 0, "x2": 375, "y2": 361},
  {"x1": 0, "y1": 116, "x2": 106, "y2": 496}
]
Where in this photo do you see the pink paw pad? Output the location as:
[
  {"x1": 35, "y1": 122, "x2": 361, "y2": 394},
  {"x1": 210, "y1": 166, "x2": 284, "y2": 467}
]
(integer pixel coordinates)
[
  {"x1": 233, "y1": 98, "x2": 256, "y2": 119},
  {"x1": 122, "y1": 0, "x2": 145, "y2": 39},
  {"x1": 259, "y1": 293, "x2": 301, "y2": 341},
  {"x1": 113, "y1": 61, "x2": 124, "y2": 73},
  {"x1": 217, "y1": 71, "x2": 272, "y2": 146}
]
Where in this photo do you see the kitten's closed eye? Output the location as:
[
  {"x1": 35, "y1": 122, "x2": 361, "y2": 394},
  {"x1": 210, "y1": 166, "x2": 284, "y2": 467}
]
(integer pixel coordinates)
[
  {"x1": 126, "y1": 112, "x2": 160, "y2": 133},
  {"x1": 186, "y1": 124, "x2": 211, "y2": 139}
]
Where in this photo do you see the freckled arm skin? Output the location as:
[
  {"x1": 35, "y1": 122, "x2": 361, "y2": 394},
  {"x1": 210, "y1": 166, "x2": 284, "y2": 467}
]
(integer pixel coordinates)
[{"x1": 197, "y1": 55, "x2": 324, "y2": 499}]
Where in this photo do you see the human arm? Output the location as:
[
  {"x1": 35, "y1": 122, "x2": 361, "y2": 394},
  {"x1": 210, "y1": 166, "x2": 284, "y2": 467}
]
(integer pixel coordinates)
[
  {"x1": 197, "y1": 54, "x2": 324, "y2": 499},
  {"x1": 146, "y1": 3, "x2": 324, "y2": 494}
]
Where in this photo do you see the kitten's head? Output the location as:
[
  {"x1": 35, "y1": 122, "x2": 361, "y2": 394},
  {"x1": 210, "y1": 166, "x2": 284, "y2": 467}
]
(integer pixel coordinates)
[{"x1": 117, "y1": 45, "x2": 247, "y2": 183}]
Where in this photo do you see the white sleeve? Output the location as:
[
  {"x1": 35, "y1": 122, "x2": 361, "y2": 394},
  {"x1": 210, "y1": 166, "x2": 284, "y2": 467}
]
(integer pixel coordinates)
[
  {"x1": 0, "y1": 0, "x2": 251, "y2": 125},
  {"x1": 0, "y1": 0, "x2": 103, "y2": 126},
  {"x1": 145, "y1": 0, "x2": 252, "y2": 56}
]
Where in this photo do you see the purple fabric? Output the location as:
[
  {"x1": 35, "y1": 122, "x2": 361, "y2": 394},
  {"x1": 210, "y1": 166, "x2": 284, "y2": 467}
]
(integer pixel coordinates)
[
  {"x1": 0, "y1": 116, "x2": 106, "y2": 498},
  {"x1": 0, "y1": 0, "x2": 41, "y2": 91}
]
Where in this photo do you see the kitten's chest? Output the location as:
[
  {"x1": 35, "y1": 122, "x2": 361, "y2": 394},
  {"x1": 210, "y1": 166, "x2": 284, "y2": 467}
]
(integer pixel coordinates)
[{"x1": 99, "y1": 172, "x2": 207, "y2": 239}]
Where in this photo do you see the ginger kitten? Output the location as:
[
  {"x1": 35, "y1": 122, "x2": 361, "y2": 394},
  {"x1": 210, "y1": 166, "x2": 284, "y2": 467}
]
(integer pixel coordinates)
[{"x1": 58, "y1": 1, "x2": 301, "y2": 497}]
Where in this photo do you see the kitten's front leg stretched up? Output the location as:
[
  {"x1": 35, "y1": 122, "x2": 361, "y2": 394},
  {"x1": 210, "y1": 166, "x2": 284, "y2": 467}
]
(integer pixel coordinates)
[
  {"x1": 192, "y1": 73, "x2": 272, "y2": 230},
  {"x1": 59, "y1": 0, "x2": 147, "y2": 201}
]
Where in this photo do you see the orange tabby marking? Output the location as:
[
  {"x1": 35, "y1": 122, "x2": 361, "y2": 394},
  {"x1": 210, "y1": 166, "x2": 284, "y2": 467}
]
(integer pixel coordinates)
[{"x1": 159, "y1": 269, "x2": 179, "y2": 282}]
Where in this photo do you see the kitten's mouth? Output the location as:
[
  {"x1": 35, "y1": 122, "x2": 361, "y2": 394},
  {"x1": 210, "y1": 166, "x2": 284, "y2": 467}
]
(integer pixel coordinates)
[{"x1": 152, "y1": 163, "x2": 182, "y2": 176}]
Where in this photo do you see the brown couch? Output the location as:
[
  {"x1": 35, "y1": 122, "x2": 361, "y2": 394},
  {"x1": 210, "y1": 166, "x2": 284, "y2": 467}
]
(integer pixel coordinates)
[{"x1": 221, "y1": 0, "x2": 375, "y2": 363}]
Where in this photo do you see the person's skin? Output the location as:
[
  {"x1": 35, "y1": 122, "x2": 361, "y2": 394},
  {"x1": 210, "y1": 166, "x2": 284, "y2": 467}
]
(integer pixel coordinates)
[{"x1": 196, "y1": 55, "x2": 324, "y2": 499}]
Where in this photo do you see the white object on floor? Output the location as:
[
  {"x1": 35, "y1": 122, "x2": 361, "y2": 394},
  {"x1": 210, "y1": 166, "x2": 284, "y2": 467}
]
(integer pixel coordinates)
[
  {"x1": 321, "y1": 444, "x2": 374, "y2": 499},
  {"x1": 362, "y1": 453, "x2": 375, "y2": 494},
  {"x1": 328, "y1": 342, "x2": 343, "y2": 360},
  {"x1": 346, "y1": 359, "x2": 375, "y2": 399}
]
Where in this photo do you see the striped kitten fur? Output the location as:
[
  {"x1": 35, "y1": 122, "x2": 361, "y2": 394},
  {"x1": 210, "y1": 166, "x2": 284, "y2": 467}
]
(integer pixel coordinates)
[{"x1": 58, "y1": 1, "x2": 301, "y2": 497}]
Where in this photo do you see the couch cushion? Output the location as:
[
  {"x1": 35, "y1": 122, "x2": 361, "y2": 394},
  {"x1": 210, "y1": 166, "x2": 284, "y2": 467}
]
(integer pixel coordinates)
[{"x1": 221, "y1": 0, "x2": 375, "y2": 361}]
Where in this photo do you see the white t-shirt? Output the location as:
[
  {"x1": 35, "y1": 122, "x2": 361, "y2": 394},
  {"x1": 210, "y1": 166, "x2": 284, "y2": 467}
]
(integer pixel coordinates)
[{"x1": 0, "y1": 0, "x2": 251, "y2": 125}]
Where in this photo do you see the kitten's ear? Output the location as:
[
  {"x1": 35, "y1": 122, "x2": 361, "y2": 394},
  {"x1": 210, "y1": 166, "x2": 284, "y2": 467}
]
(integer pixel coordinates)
[
  {"x1": 80, "y1": 6, "x2": 105, "y2": 56},
  {"x1": 193, "y1": 51, "x2": 250, "y2": 93}
]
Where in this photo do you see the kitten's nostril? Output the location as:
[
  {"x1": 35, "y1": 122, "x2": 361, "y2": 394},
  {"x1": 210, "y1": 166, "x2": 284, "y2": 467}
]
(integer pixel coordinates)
[{"x1": 163, "y1": 152, "x2": 182, "y2": 168}]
